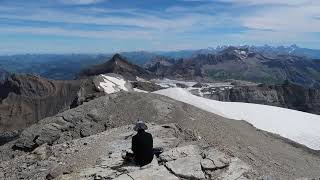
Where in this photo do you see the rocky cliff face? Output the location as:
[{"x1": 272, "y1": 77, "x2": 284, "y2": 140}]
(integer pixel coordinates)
[
  {"x1": 198, "y1": 83, "x2": 320, "y2": 115},
  {"x1": 0, "y1": 72, "x2": 152, "y2": 135},
  {"x1": 0, "y1": 74, "x2": 84, "y2": 132}
]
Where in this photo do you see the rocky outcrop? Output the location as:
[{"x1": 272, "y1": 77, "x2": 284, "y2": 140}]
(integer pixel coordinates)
[
  {"x1": 131, "y1": 81, "x2": 164, "y2": 92},
  {"x1": 79, "y1": 54, "x2": 154, "y2": 81},
  {"x1": 193, "y1": 82, "x2": 208, "y2": 88},
  {"x1": 199, "y1": 83, "x2": 320, "y2": 115}
]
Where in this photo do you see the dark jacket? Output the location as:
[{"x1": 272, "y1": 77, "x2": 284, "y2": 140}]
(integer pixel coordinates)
[{"x1": 132, "y1": 130, "x2": 153, "y2": 166}]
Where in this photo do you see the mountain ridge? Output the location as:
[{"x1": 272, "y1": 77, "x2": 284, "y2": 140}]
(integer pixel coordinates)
[
  {"x1": 78, "y1": 54, "x2": 154, "y2": 80},
  {"x1": 147, "y1": 47, "x2": 320, "y2": 87}
]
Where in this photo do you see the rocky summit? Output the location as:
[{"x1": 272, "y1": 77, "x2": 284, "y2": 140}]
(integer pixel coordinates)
[
  {"x1": 1, "y1": 91, "x2": 320, "y2": 179},
  {"x1": 0, "y1": 123, "x2": 253, "y2": 180}
]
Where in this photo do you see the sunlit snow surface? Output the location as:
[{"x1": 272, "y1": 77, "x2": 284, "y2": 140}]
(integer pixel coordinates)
[
  {"x1": 97, "y1": 74, "x2": 147, "y2": 93},
  {"x1": 155, "y1": 88, "x2": 320, "y2": 150},
  {"x1": 133, "y1": 88, "x2": 148, "y2": 93},
  {"x1": 98, "y1": 74, "x2": 129, "y2": 94}
]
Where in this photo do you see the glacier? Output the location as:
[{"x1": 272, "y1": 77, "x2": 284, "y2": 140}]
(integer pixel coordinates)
[{"x1": 155, "y1": 88, "x2": 320, "y2": 150}]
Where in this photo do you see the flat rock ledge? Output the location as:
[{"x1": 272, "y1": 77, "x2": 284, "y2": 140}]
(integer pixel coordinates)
[{"x1": 59, "y1": 125, "x2": 252, "y2": 180}]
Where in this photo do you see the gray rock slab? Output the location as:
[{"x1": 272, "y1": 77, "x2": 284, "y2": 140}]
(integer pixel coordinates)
[
  {"x1": 165, "y1": 156, "x2": 205, "y2": 180},
  {"x1": 115, "y1": 165, "x2": 179, "y2": 180},
  {"x1": 159, "y1": 145, "x2": 201, "y2": 162},
  {"x1": 201, "y1": 148, "x2": 230, "y2": 170},
  {"x1": 79, "y1": 166, "x2": 120, "y2": 179},
  {"x1": 218, "y1": 157, "x2": 251, "y2": 180}
]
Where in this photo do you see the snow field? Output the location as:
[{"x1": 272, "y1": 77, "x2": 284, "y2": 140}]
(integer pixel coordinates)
[{"x1": 154, "y1": 88, "x2": 320, "y2": 150}]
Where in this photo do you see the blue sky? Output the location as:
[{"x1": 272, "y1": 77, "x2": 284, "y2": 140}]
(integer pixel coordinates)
[{"x1": 0, "y1": 0, "x2": 319, "y2": 54}]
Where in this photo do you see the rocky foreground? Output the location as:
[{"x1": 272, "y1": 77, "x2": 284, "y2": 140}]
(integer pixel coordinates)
[
  {"x1": 1, "y1": 123, "x2": 256, "y2": 179},
  {"x1": 0, "y1": 92, "x2": 319, "y2": 179}
]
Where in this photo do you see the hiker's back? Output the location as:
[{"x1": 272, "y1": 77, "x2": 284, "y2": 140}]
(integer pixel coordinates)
[{"x1": 132, "y1": 130, "x2": 153, "y2": 166}]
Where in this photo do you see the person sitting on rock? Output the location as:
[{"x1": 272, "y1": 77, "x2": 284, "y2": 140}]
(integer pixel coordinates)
[{"x1": 130, "y1": 120, "x2": 154, "y2": 166}]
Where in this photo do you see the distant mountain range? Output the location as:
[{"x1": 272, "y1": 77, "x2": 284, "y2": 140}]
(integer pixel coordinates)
[
  {"x1": 0, "y1": 45, "x2": 319, "y2": 81},
  {"x1": 147, "y1": 47, "x2": 320, "y2": 87},
  {"x1": 156, "y1": 44, "x2": 320, "y2": 59}
]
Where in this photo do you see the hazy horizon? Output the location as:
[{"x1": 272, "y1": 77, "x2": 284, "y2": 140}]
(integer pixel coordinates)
[{"x1": 1, "y1": 44, "x2": 319, "y2": 56}]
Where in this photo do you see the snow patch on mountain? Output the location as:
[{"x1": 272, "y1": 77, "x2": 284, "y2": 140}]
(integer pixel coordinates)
[
  {"x1": 136, "y1": 76, "x2": 147, "y2": 82},
  {"x1": 133, "y1": 88, "x2": 148, "y2": 93},
  {"x1": 151, "y1": 78, "x2": 196, "y2": 88},
  {"x1": 154, "y1": 88, "x2": 320, "y2": 150},
  {"x1": 97, "y1": 74, "x2": 129, "y2": 94}
]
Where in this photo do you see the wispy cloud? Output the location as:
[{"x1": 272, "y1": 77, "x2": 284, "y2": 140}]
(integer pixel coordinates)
[
  {"x1": 186, "y1": 0, "x2": 313, "y2": 6},
  {"x1": 59, "y1": 0, "x2": 105, "y2": 5},
  {"x1": 0, "y1": 5, "x2": 217, "y2": 33},
  {"x1": 0, "y1": 26, "x2": 153, "y2": 39}
]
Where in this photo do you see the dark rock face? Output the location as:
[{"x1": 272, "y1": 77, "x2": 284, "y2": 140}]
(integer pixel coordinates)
[
  {"x1": 0, "y1": 74, "x2": 92, "y2": 132},
  {"x1": 192, "y1": 83, "x2": 208, "y2": 88},
  {"x1": 176, "y1": 83, "x2": 188, "y2": 88},
  {"x1": 146, "y1": 47, "x2": 320, "y2": 87},
  {"x1": 131, "y1": 81, "x2": 164, "y2": 92},
  {"x1": 79, "y1": 54, "x2": 154, "y2": 81},
  {"x1": 0, "y1": 131, "x2": 19, "y2": 146},
  {"x1": 201, "y1": 83, "x2": 320, "y2": 115}
]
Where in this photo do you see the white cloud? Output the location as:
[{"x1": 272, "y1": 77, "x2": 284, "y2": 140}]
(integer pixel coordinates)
[{"x1": 240, "y1": 2, "x2": 320, "y2": 33}]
